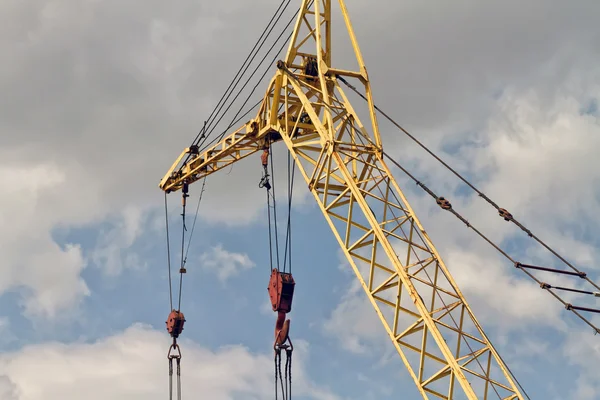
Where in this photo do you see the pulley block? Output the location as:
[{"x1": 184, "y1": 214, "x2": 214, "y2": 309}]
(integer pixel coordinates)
[
  {"x1": 166, "y1": 309, "x2": 186, "y2": 338},
  {"x1": 268, "y1": 268, "x2": 295, "y2": 313}
]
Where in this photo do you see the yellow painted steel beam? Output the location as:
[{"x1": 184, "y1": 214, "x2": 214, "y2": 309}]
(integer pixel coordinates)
[{"x1": 159, "y1": 1, "x2": 525, "y2": 399}]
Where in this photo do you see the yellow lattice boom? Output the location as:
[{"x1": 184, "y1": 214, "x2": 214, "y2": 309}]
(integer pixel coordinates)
[{"x1": 160, "y1": 1, "x2": 525, "y2": 399}]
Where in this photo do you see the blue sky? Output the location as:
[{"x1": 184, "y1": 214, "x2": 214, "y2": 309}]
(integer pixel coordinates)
[{"x1": 1, "y1": 0, "x2": 600, "y2": 399}]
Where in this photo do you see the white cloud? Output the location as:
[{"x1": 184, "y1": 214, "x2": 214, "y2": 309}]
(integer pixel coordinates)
[
  {"x1": 561, "y1": 326, "x2": 600, "y2": 399},
  {"x1": 0, "y1": 164, "x2": 89, "y2": 319},
  {"x1": 0, "y1": 323, "x2": 339, "y2": 400},
  {"x1": 0, "y1": 376, "x2": 18, "y2": 400},
  {"x1": 324, "y1": 293, "x2": 384, "y2": 354},
  {"x1": 91, "y1": 206, "x2": 149, "y2": 276},
  {"x1": 199, "y1": 244, "x2": 256, "y2": 282}
]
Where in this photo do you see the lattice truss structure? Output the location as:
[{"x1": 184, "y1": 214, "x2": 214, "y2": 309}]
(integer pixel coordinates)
[{"x1": 160, "y1": 1, "x2": 526, "y2": 399}]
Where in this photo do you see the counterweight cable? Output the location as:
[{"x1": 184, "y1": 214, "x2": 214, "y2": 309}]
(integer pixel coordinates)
[{"x1": 283, "y1": 151, "x2": 296, "y2": 274}]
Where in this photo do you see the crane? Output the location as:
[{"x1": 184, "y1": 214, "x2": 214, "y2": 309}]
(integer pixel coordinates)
[{"x1": 158, "y1": 1, "x2": 599, "y2": 398}]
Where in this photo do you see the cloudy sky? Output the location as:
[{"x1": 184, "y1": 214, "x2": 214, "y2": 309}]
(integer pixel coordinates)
[{"x1": 1, "y1": 0, "x2": 600, "y2": 399}]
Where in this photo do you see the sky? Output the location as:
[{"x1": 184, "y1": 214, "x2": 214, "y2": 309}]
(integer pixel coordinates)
[{"x1": 1, "y1": 0, "x2": 600, "y2": 399}]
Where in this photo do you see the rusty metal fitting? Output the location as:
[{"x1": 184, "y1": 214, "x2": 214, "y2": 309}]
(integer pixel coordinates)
[
  {"x1": 166, "y1": 309, "x2": 186, "y2": 338},
  {"x1": 261, "y1": 149, "x2": 269, "y2": 167},
  {"x1": 436, "y1": 197, "x2": 452, "y2": 210},
  {"x1": 498, "y1": 208, "x2": 513, "y2": 221}
]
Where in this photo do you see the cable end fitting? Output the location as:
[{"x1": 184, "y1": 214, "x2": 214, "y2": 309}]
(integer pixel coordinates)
[
  {"x1": 436, "y1": 197, "x2": 452, "y2": 210},
  {"x1": 498, "y1": 208, "x2": 513, "y2": 221}
]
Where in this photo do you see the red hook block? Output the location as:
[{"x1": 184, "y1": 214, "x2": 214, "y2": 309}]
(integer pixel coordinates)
[{"x1": 166, "y1": 309, "x2": 186, "y2": 338}]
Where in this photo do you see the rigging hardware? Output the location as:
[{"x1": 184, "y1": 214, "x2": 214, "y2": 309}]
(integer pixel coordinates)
[
  {"x1": 163, "y1": 177, "x2": 206, "y2": 400},
  {"x1": 167, "y1": 341, "x2": 182, "y2": 400},
  {"x1": 260, "y1": 143, "x2": 296, "y2": 399}
]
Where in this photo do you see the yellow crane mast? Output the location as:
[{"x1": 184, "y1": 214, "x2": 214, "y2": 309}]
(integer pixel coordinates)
[{"x1": 160, "y1": 1, "x2": 525, "y2": 398}]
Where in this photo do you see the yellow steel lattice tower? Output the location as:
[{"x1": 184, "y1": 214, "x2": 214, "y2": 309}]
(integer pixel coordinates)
[{"x1": 160, "y1": 1, "x2": 525, "y2": 398}]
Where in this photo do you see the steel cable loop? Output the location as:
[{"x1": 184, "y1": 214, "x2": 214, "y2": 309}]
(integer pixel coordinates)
[
  {"x1": 168, "y1": 357, "x2": 173, "y2": 400},
  {"x1": 176, "y1": 358, "x2": 182, "y2": 400},
  {"x1": 275, "y1": 352, "x2": 278, "y2": 400},
  {"x1": 270, "y1": 142, "x2": 282, "y2": 271},
  {"x1": 278, "y1": 351, "x2": 285, "y2": 399}
]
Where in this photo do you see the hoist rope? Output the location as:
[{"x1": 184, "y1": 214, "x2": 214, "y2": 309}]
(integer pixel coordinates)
[
  {"x1": 196, "y1": 1, "x2": 293, "y2": 152},
  {"x1": 164, "y1": 193, "x2": 174, "y2": 311},
  {"x1": 258, "y1": 129, "x2": 295, "y2": 400},
  {"x1": 196, "y1": 2, "x2": 302, "y2": 156},
  {"x1": 190, "y1": 0, "x2": 292, "y2": 150},
  {"x1": 285, "y1": 349, "x2": 292, "y2": 399},
  {"x1": 182, "y1": 177, "x2": 207, "y2": 278},
  {"x1": 178, "y1": 191, "x2": 188, "y2": 311},
  {"x1": 270, "y1": 144, "x2": 282, "y2": 271},
  {"x1": 278, "y1": 352, "x2": 285, "y2": 398},
  {"x1": 282, "y1": 152, "x2": 296, "y2": 274},
  {"x1": 274, "y1": 354, "x2": 278, "y2": 400}
]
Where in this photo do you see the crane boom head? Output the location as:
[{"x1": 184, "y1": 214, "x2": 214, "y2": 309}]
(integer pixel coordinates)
[{"x1": 159, "y1": 0, "x2": 381, "y2": 194}]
